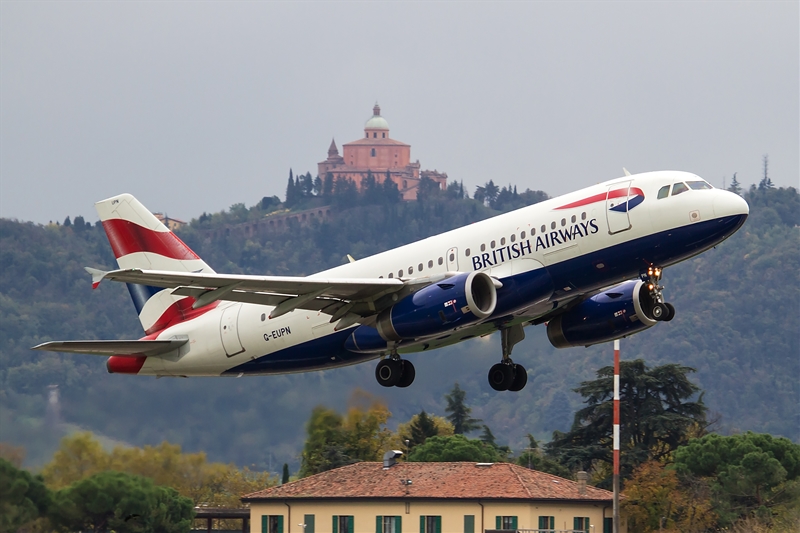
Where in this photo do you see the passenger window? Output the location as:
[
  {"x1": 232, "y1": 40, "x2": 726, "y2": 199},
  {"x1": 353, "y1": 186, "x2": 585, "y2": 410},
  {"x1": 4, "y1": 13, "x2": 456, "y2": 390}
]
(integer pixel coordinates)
[
  {"x1": 428, "y1": 260, "x2": 433, "y2": 268},
  {"x1": 510, "y1": 234, "x2": 516, "y2": 243},
  {"x1": 657, "y1": 185, "x2": 670, "y2": 199},
  {"x1": 418, "y1": 263, "x2": 423, "y2": 271},
  {"x1": 388, "y1": 273, "x2": 393, "y2": 278},
  {"x1": 449, "y1": 252, "x2": 455, "y2": 261},
  {"x1": 521, "y1": 231, "x2": 526, "y2": 239},
  {"x1": 672, "y1": 182, "x2": 689, "y2": 196},
  {"x1": 687, "y1": 180, "x2": 713, "y2": 190},
  {"x1": 500, "y1": 237, "x2": 506, "y2": 245},
  {"x1": 571, "y1": 215, "x2": 576, "y2": 223},
  {"x1": 408, "y1": 266, "x2": 414, "y2": 274},
  {"x1": 541, "y1": 225, "x2": 546, "y2": 233},
  {"x1": 465, "y1": 248, "x2": 471, "y2": 256},
  {"x1": 490, "y1": 240, "x2": 496, "y2": 249},
  {"x1": 480, "y1": 243, "x2": 486, "y2": 252},
  {"x1": 550, "y1": 221, "x2": 556, "y2": 230},
  {"x1": 438, "y1": 257, "x2": 443, "y2": 265},
  {"x1": 398, "y1": 270, "x2": 404, "y2": 277},
  {"x1": 530, "y1": 228, "x2": 535, "y2": 236},
  {"x1": 261, "y1": 313, "x2": 266, "y2": 322},
  {"x1": 561, "y1": 218, "x2": 566, "y2": 227},
  {"x1": 581, "y1": 212, "x2": 587, "y2": 220}
]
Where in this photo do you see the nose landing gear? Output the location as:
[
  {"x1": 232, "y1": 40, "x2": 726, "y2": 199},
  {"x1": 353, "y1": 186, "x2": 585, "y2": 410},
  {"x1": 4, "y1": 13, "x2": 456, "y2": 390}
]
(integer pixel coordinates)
[
  {"x1": 643, "y1": 265, "x2": 675, "y2": 322},
  {"x1": 488, "y1": 324, "x2": 528, "y2": 392}
]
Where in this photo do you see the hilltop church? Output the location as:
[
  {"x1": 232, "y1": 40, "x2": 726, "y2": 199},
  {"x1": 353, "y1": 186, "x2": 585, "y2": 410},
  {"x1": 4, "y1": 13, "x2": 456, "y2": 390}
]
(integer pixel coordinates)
[{"x1": 318, "y1": 104, "x2": 447, "y2": 200}]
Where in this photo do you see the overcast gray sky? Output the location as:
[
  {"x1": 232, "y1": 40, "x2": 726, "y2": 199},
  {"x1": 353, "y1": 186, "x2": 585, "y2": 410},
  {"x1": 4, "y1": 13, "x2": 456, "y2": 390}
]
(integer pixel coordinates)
[{"x1": 2, "y1": 1, "x2": 797, "y2": 224}]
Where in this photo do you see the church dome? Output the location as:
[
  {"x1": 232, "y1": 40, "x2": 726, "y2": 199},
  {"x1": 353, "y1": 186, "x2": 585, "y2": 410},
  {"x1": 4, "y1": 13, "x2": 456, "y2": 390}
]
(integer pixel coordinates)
[{"x1": 365, "y1": 103, "x2": 389, "y2": 130}]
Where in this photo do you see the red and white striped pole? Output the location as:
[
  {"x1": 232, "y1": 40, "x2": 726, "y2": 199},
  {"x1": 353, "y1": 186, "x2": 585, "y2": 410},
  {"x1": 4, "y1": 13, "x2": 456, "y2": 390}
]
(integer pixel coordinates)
[{"x1": 613, "y1": 339, "x2": 620, "y2": 533}]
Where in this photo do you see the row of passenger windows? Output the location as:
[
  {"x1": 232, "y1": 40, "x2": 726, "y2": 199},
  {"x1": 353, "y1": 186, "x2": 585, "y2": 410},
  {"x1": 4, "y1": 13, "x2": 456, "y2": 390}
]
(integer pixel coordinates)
[
  {"x1": 380, "y1": 211, "x2": 588, "y2": 278},
  {"x1": 657, "y1": 180, "x2": 713, "y2": 199}
]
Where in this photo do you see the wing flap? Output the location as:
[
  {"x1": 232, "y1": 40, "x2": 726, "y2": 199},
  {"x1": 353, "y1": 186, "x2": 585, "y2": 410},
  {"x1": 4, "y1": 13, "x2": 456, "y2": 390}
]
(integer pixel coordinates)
[{"x1": 32, "y1": 339, "x2": 188, "y2": 357}]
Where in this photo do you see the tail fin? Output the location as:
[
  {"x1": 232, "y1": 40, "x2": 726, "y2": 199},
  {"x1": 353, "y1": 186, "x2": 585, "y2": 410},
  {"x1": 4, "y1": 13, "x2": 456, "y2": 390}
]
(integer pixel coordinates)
[{"x1": 95, "y1": 193, "x2": 215, "y2": 335}]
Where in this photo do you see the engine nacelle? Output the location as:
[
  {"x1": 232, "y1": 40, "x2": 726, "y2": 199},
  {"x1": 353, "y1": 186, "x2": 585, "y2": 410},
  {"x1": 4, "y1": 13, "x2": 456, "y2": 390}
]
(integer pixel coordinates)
[
  {"x1": 547, "y1": 280, "x2": 659, "y2": 348},
  {"x1": 346, "y1": 271, "x2": 497, "y2": 353}
]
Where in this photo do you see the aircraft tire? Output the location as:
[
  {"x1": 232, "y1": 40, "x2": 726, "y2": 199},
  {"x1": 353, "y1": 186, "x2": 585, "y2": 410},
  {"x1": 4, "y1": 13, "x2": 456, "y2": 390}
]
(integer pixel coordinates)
[
  {"x1": 488, "y1": 363, "x2": 514, "y2": 391},
  {"x1": 375, "y1": 359, "x2": 402, "y2": 387},
  {"x1": 396, "y1": 360, "x2": 416, "y2": 388},
  {"x1": 663, "y1": 302, "x2": 676, "y2": 322},
  {"x1": 508, "y1": 364, "x2": 528, "y2": 392},
  {"x1": 651, "y1": 303, "x2": 666, "y2": 321}
]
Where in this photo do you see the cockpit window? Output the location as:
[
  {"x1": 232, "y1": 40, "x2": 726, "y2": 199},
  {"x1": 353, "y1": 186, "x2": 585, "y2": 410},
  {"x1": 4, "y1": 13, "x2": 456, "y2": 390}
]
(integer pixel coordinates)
[
  {"x1": 657, "y1": 185, "x2": 670, "y2": 199},
  {"x1": 672, "y1": 182, "x2": 689, "y2": 196},
  {"x1": 687, "y1": 180, "x2": 713, "y2": 190}
]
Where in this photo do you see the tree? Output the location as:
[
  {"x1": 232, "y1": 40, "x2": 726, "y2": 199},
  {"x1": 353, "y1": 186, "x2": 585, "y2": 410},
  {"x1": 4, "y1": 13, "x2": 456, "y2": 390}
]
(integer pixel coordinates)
[
  {"x1": 281, "y1": 464, "x2": 289, "y2": 484},
  {"x1": 484, "y1": 180, "x2": 499, "y2": 207},
  {"x1": 547, "y1": 360, "x2": 707, "y2": 484},
  {"x1": 758, "y1": 155, "x2": 774, "y2": 190},
  {"x1": 299, "y1": 406, "x2": 348, "y2": 477},
  {"x1": 479, "y1": 425, "x2": 497, "y2": 447},
  {"x1": 515, "y1": 450, "x2": 571, "y2": 479},
  {"x1": 0, "y1": 458, "x2": 52, "y2": 533},
  {"x1": 285, "y1": 169, "x2": 298, "y2": 206},
  {"x1": 48, "y1": 471, "x2": 193, "y2": 533},
  {"x1": 444, "y1": 382, "x2": 482, "y2": 435},
  {"x1": 403, "y1": 411, "x2": 439, "y2": 449},
  {"x1": 43, "y1": 432, "x2": 110, "y2": 489},
  {"x1": 301, "y1": 172, "x2": 314, "y2": 198},
  {"x1": 621, "y1": 460, "x2": 715, "y2": 533},
  {"x1": 727, "y1": 172, "x2": 742, "y2": 195},
  {"x1": 673, "y1": 432, "x2": 800, "y2": 525},
  {"x1": 407, "y1": 435, "x2": 499, "y2": 462}
]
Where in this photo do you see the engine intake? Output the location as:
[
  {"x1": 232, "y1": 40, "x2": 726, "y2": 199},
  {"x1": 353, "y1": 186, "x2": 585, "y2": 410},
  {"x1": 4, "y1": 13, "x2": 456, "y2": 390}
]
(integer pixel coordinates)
[
  {"x1": 346, "y1": 271, "x2": 497, "y2": 353},
  {"x1": 547, "y1": 280, "x2": 658, "y2": 349}
]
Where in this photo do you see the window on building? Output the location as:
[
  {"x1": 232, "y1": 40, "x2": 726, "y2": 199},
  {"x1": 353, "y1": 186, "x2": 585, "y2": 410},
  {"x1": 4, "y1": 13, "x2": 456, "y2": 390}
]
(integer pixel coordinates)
[
  {"x1": 603, "y1": 517, "x2": 612, "y2": 533},
  {"x1": 463, "y1": 515, "x2": 474, "y2": 533},
  {"x1": 382, "y1": 133, "x2": 386, "y2": 138},
  {"x1": 262, "y1": 515, "x2": 284, "y2": 533},
  {"x1": 304, "y1": 515, "x2": 315, "y2": 533},
  {"x1": 333, "y1": 516, "x2": 354, "y2": 533},
  {"x1": 420, "y1": 516, "x2": 441, "y2": 533},
  {"x1": 371, "y1": 148, "x2": 376, "y2": 157},
  {"x1": 495, "y1": 516, "x2": 517, "y2": 530},
  {"x1": 373, "y1": 132, "x2": 377, "y2": 138},
  {"x1": 657, "y1": 185, "x2": 670, "y2": 199},
  {"x1": 573, "y1": 517, "x2": 590, "y2": 532},
  {"x1": 538, "y1": 516, "x2": 554, "y2": 530},
  {"x1": 376, "y1": 516, "x2": 401, "y2": 533}
]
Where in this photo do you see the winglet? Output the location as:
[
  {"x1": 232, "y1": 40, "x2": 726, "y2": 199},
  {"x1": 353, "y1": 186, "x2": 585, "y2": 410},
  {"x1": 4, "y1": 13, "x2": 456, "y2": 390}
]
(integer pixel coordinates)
[
  {"x1": 623, "y1": 167, "x2": 632, "y2": 176},
  {"x1": 85, "y1": 267, "x2": 109, "y2": 289},
  {"x1": 347, "y1": 254, "x2": 357, "y2": 264}
]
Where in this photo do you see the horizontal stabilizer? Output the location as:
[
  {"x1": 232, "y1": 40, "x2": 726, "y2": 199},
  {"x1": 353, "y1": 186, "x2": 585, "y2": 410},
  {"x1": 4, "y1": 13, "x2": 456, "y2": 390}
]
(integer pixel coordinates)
[
  {"x1": 84, "y1": 267, "x2": 109, "y2": 289},
  {"x1": 31, "y1": 339, "x2": 188, "y2": 357}
]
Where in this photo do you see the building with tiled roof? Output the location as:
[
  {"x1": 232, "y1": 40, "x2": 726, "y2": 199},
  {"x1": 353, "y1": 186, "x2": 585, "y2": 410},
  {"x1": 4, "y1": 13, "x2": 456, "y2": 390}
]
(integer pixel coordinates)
[
  {"x1": 243, "y1": 461, "x2": 625, "y2": 533},
  {"x1": 317, "y1": 104, "x2": 448, "y2": 201}
]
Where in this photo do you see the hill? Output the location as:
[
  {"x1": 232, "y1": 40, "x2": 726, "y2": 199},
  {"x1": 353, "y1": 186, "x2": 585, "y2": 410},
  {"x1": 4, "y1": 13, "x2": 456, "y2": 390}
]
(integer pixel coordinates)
[{"x1": 0, "y1": 184, "x2": 797, "y2": 471}]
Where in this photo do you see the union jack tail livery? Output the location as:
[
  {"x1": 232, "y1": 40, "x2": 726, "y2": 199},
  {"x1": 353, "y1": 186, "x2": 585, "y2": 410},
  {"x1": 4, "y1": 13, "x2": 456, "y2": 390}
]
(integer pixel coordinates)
[{"x1": 95, "y1": 193, "x2": 215, "y2": 335}]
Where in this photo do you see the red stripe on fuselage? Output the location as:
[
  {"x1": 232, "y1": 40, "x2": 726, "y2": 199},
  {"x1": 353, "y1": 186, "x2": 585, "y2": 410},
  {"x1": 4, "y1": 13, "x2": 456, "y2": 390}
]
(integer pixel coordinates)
[
  {"x1": 556, "y1": 187, "x2": 645, "y2": 210},
  {"x1": 102, "y1": 219, "x2": 200, "y2": 260},
  {"x1": 143, "y1": 297, "x2": 219, "y2": 336}
]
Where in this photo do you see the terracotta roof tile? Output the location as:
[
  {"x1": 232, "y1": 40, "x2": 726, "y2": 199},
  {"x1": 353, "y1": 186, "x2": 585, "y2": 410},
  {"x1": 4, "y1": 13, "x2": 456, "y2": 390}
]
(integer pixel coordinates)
[{"x1": 243, "y1": 462, "x2": 611, "y2": 502}]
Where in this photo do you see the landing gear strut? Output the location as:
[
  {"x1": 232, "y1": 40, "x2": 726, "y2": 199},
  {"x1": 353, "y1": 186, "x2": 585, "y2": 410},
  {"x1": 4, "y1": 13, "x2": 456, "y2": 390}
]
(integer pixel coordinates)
[
  {"x1": 643, "y1": 265, "x2": 675, "y2": 322},
  {"x1": 488, "y1": 324, "x2": 528, "y2": 392},
  {"x1": 375, "y1": 351, "x2": 415, "y2": 388}
]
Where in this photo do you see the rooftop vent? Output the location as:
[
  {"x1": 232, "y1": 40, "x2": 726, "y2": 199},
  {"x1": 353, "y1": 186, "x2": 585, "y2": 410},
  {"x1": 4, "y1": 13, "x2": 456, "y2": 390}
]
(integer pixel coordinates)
[
  {"x1": 383, "y1": 450, "x2": 403, "y2": 469},
  {"x1": 475, "y1": 463, "x2": 494, "y2": 467}
]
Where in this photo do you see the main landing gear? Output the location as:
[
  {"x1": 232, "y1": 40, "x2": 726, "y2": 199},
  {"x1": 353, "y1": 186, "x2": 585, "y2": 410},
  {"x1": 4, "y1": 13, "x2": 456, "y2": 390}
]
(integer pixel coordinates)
[
  {"x1": 375, "y1": 352, "x2": 416, "y2": 388},
  {"x1": 488, "y1": 324, "x2": 528, "y2": 392},
  {"x1": 643, "y1": 265, "x2": 675, "y2": 322}
]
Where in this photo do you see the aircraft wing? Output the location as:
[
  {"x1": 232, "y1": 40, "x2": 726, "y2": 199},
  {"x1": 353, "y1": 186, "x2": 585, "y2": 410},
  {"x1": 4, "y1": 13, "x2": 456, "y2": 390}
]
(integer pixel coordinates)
[
  {"x1": 31, "y1": 339, "x2": 188, "y2": 357},
  {"x1": 88, "y1": 268, "x2": 429, "y2": 326}
]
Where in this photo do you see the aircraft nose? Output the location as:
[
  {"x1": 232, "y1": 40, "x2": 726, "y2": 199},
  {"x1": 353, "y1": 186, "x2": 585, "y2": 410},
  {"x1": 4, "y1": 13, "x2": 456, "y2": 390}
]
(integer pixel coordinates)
[{"x1": 713, "y1": 190, "x2": 750, "y2": 218}]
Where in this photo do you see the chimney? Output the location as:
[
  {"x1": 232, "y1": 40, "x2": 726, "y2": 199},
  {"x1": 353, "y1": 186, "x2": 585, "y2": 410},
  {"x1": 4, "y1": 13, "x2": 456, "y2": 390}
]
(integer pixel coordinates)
[
  {"x1": 577, "y1": 471, "x2": 588, "y2": 496},
  {"x1": 383, "y1": 450, "x2": 403, "y2": 469}
]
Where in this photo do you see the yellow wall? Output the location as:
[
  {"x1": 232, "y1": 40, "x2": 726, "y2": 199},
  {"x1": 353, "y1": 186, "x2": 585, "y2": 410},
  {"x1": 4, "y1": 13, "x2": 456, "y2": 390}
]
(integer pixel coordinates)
[{"x1": 249, "y1": 500, "x2": 624, "y2": 533}]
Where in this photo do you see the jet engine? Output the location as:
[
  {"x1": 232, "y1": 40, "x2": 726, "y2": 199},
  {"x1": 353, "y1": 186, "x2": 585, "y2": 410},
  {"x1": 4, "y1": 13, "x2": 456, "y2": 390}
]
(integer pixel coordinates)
[
  {"x1": 547, "y1": 280, "x2": 660, "y2": 348},
  {"x1": 345, "y1": 271, "x2": 497, "y2": 353}
]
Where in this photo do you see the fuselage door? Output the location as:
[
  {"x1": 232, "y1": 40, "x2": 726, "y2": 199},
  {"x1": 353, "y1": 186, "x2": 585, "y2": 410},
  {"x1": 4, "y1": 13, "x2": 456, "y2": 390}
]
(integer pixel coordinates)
[
  {"x1": 606, "y1": 180, "x2": 633, "y2": 234},
  {"x1": 446, "y1": 247, "x2": 459, "y2": 271},
  {"x1": 220, "y1": 303, "x2": 245, "y2": 357}
]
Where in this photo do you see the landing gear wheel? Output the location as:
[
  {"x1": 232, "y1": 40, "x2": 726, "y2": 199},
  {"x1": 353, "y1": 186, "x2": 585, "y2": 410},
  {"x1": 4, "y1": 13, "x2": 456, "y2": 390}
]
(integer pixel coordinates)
[
  {"x1": 375, "y1": 359, "x2": 402, "y2": 387},
  {"x1": 652, "y1": 303, "x2": 666, "y2": 321},
  {"x1": 508, "y1": 364, "x2": 528, "y2": 392},
  {"x1": 488, "y1": 363, "x2": 515, "y2": 391},
  {"x1": 396, "y1": 360, "x2": 416, "y2": 388},
  {"x1": 663, "y1": 302, "x2": 676, "y2": 322}
]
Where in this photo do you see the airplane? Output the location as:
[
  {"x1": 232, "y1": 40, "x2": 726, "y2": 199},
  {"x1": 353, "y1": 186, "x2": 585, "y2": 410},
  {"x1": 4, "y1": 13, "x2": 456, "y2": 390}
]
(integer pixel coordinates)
[{"x1": 33, "y1": 170, "x2": 749, "y2": 391}]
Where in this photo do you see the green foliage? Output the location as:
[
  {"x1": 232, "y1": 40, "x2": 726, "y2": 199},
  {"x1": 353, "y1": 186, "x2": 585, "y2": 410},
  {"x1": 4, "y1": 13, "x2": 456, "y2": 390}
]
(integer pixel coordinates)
[
  {"x1": 673, "y1": 432, "x2": 800, "y2": 525},
  {"x1": 404, "y1": 410, "x2": 439, "y2": 450},
  {"x1": 48, "y1": 470, "x2": 193, "y2": 533},
  {"x1": 0, "y1": 457, "x2": 52, "y2": 533},
  {"x1": 444, "y1": 382, "x2": 482, "y2": 435},
  {"x1": 406, "y1": 434, "x2": 499, "y2": 463},
  {"x1": 514, "y1": 451, "x2": 571, "y2": 479},
  {"x1": 546, "y1": 360, "x2": 707, "y2": 484}
]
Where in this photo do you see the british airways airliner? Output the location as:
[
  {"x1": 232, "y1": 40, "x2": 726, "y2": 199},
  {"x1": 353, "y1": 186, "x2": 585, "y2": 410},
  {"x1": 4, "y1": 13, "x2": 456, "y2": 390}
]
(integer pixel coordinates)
[{"x1": 34, "y1": 171, "x2": 748, "y2": 392}]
